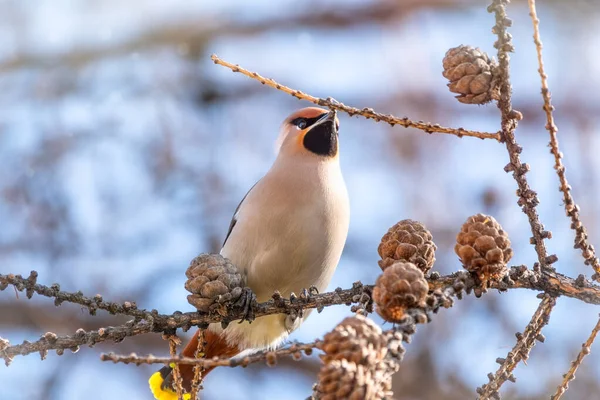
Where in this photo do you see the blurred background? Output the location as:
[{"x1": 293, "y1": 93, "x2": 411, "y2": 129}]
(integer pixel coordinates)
[{"x1": 1, "y1": 0, "x2": 600, "y2": 399}]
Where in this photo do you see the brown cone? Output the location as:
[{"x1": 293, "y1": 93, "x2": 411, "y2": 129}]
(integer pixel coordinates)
[
  {"x1": 314, "y1": 359, "x2": 391, "y2": 400},
  {"x1": 319, "y1": 315, "x2": 387, "y2": 366},
  {"x1": 184, "y1": 253, "x2": 245, "y2": 313},
  {"x1": 377, "y1": 219, "x2": 436, "y2": 274},
  {"x1": 373, "y1": 262, "x2": 428, "y2": 323},
  {"x1": 455, "y1": 214, "x2": 513, "y2": 285},
  {"x1": 442, "y1": 45, "x2": 499, "y2": 105}
]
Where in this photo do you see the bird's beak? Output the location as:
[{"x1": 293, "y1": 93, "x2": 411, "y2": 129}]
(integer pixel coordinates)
[
  {"x1": 312, "y1": 109, "x2": 338, "y2": 130},
  {"x1": 320, "y1": 109, "x2": 337, "y2": 123}
]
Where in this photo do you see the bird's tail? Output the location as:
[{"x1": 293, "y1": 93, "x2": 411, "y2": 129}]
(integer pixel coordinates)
[{"x1": 149, "y1": 329, "x2": 240, "y2": 400}]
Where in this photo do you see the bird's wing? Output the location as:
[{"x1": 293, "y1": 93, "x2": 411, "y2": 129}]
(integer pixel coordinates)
[{"x1": 222, "y1": 180, "x2": 260, "y2": 248}]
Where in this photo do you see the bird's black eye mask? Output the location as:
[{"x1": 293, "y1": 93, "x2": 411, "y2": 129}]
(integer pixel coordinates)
[{"x1": 291, "y1": 114, "x2": 327, "y2": 129}]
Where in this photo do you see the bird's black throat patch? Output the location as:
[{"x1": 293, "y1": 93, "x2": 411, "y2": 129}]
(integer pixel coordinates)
[{"x1": 303, "y1": 121, "x2": 338, "y2": 157}]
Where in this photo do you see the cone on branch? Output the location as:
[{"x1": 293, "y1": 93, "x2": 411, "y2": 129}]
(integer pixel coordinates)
[
  {"x1": 442, "y1": 45, "x2": 499, "y2": 105},
  {"x1": 318, "y1": 315, "x2": 387, "y2": 366},
  {"x1": 377, "y1": 219, "x2": 436, "y2": 274},
  {"x1": 314, "y1": 359, "x2": 392, "y2": 400},
  {"x1": 455, "y1": 214, "x2": 513, "y2": 286},
  {"x1": 373, "y1": 262, "x2": 428, "y2": 323},
  {"x1": 184, "y1": 253, "x2": 245, "y2": 313}
]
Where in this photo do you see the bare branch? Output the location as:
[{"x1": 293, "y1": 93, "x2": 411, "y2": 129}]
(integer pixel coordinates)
[
  {"x1": 190, "y1": 330, "x2": 206, "y2": 399},
  {"x1": 0, "y1": 274, "x2": 373, "y2": 363},
  {"x1": 471, "y1": 4, "x2": 565, "y2": 397},
  {"x1": 527, "y1": 0, "x2": 600, "y2": 281},
  {"x1": 0, "y1": 271, "x2": 372, "y2": 335},
  {"x1": 476, "y1": 294, "x2": 556, "y2": 399},
  {"x1": 101, "y1": 341, "x2": 321, "y2": 369},
  {"x1": 551, "y1": 315, "x2": 600, "y2": 400},
  {"x1": 101, "y1": 284, "x2": 457, "y2": 376},
  {"x1": 0, "y1": 320, "x2": 155, "y2": 365},
  {"x1": 98, "y1": 284, "x2": 454, "y2": 400},
  {"x1": 427, "y1": 267, "x2": 600, "y2": 306},
  {"x1": 167, "y1": 335, "x2": 185, "y2": 400},
  {"x1": 0, "y1": 271, "x2": 143, "y2": 318},
  {"x1": 3, "y1": 265, "x2": 600, "y2": 364},
  {"x1": 210, "y1": 54, "x2": 500, "y2": 141},
  {"x1": 488, "y1": 0, "x2": 555, "y2": 272}
]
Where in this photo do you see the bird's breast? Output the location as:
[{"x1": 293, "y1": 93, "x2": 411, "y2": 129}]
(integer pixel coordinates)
[{"x1": 221, "y1": 164, "x2": 349, "y2": 302}]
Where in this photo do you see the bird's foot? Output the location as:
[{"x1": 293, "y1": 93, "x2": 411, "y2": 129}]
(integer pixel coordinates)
[
  {"x1": 284, "y1": 292, "x2": 305, "y2": 332},
  {"x1": 234, "y1": 287, "x2": 257, "y2": 324},
  {"x1": 299, "y1": 286, "x2": 319, "y2": 302},
  {"x1": 288, "y1": 291, "x2": 305, "y2": 321}
]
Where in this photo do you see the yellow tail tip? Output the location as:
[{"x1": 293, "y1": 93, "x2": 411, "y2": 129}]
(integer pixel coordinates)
[{"x1": 149, "y1": 371, "x2": 191, "y2": 400}]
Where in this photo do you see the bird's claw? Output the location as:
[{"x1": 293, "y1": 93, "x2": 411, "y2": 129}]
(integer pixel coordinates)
[
  {"x1": 299, "y1": 286, "x2": 319, "y2": 302},
  {"x1": 300, "y1": 288, "x2": 310, "y2": 301},
  {"x1": 234, "y1": 287, "x2": 257, "y2": 324},
  {"x1": 288, "y1": 292, "x2": 305, "y2": 319}
]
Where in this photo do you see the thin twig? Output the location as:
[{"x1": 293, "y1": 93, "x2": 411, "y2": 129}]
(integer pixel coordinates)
[
  {"x1": 488, "y1": 0, "x2": 555, "y2": 273},
  {"x1": 190, "y1": 330, "x2": 205, "y2": 400},
  {"x1": 527, "y1": 0, "x2": 600, "y2": 281},
  {"x1": 476, "y1": 294, "x2": 556, "y2": 399},
  {"x1": 101, "y1": 341, "x2": 321, "y2": 368},
  {"x1": 0, "y1": 320, "x2": 155, "y2": 365},
  {"x1": 0, "y1": 271, "x2": 143, "y2": 318},
  {"x1": 551, "y1": 315, "x2": 600, "y2": 400},
  {"x1": 210, "y1": 54, "x2": 500, "y2": 141},
  {"x1": 167, "y1": 335, "x2": 185, "y2": 400}
]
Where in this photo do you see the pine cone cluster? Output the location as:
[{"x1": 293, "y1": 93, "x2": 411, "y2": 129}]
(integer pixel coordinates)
[
  {"x1": 455, "y1": 214, "x2": 513, "y2": 285},
  {"x1": 442, "y1": 45, "x2": 498, "y2": 105},
  {"x1": 184, "y1": 253, "x2": 245, "y2": 313},
  {"x1": 373, "y1": 262, "x2": 428, "y2": 323},
  {"x1": 377, "y1": 219, "x2": 436, "y2": 274},
  {"x1": 319, "y1": 315, "x2": 387, "y2": 366},
  {"x1": 314, "y1": 359, "x2": 392, "y2": 400}
]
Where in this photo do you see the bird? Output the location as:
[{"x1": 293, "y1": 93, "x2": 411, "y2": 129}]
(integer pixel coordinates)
[{"x1": 149, "y1": 106, "x2": 350, "y2": 399}]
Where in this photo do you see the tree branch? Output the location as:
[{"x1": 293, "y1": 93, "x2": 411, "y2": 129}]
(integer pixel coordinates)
[
  {"x1": 167, "y1": 335, "x2": 185, "y2": 400},
  {"x1": 100, "y1": 341, "x2": 320, "y2": 369},
  {"x1": 3, "y1": 266, "x2": 600, "y2": 365},
  {"x1": 0, "y1": 271, "x2": 141, "y2": 318},
  {"x1": 427, "y1": 267, "x2": 600, "y2": 306},
  {"x1": 470, "y1": 4, "x2": 563, "y2": 397},
  {"x1": 101, "y1": 283, "x2": 457, "y2": 381},
  {"x1": 0, "y1": 271, "x2": 371, "y2": 333},
  {"x1": 551, "y1": 315, "x2": 600, "y2": 400},
  {"x1": 527, "y1": 0, "x2": 600, "y2": 280},
  {"x1": 476, "y1": 294, "x2": 556, "y2": 399},
  {"x1": 0, "y1": 320, "x2": 154, "y2": 366},
  {"x1": 489, "y1": 0, "x2": 554, "y2": 272},
  {"x1": 210, "y1": 54, "x2": 500, "y2": 141}
]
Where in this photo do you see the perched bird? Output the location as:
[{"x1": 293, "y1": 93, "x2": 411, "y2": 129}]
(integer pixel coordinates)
[{"x1": 149, "y1": 107, "x2": 350, "y2": 399}]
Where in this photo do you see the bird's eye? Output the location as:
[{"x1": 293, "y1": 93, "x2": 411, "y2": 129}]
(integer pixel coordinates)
[{"x1": 296, "y1": 119, "x2": 307, "y2": 129}]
